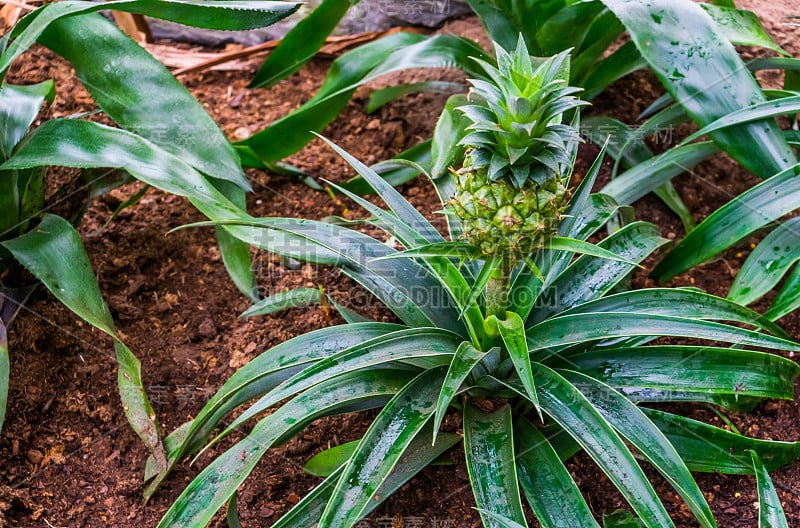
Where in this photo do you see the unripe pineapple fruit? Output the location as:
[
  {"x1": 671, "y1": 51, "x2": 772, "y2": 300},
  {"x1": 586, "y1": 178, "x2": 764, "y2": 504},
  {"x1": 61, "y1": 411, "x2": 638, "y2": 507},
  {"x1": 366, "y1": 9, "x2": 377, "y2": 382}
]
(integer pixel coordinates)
[{"x1": 449, "y1": 37, "x2": 586, "y2": 259}]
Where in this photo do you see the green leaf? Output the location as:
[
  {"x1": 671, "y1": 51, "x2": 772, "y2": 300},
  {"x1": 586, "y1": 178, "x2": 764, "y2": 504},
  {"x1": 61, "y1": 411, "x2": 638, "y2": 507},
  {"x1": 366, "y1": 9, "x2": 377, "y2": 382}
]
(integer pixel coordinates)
[
  {"x1": 226, "y1": 492, "x2": 243, "y2": 528},
  {"x1": 515, "y1": 418, "x2": 600, "y2": 528},
  {"x1": 0, "y1": 215, "x2": 165, "y2": 471},
  {"x1": 241, "y1": 287, "x2": 322, "y2": 317},
  {"x1": 601, "y1": 142, "x2": 719, "y2": 206},
  {"x1": 431, "y1": 94, "x2": 470, "y2": 183},
  {"x1": 275, "y1": 425, "x2": 460, "y2": 527},
  {"x1": 212, "y1": 180, "x2": 258, "y2": 301},
  {"x1": 495, "y1": 312, "x2": 539, "y2": 414},
  {"x1": 319, "y1": 368, "x2": 445, "y2": 526},
  {"x1": 303, "y1": 440, "x2": 359, "y2": 477},
  {"x1": 474, "y1": 509, "x2": 528, "y2": 528},
  {"x1": 220, "y1": 328, "x2": 459, "y2": 438},
  {"x1": 750, "y1": 450, "x2": 789, "y2": 528},
  {"x1": 528, "y1": 312, "x2": 800, "y2": 362},
  {"x1": 765, "y1": 264, "x2": 800, "y2": 321},
  {"x1": 1, "y1": 0, "x2": 300, "y2": 78},
  {"x1": 2, "y1": 120, "x2": 242, "y2": 220},
  {"x1": 0, "y1": 319, "x2": 7, "y2": 434},
  {"x1": 700, "y1": 4, "x2": 786, "y2": 55},
  {"x1": 728, "y1": 216, "x2": 800, "y2": 306},
  {"x1": 367, "y1": 81, "x2": 463, "y2": 113},
  {"x1": 558, "y1": 288, "x2": 788, "y2": 338},
  {"x1": 653, "y1": 163, "x2": 800, "y2": 281},
  {"x1": 371, "y1": 241, "x2": 480, "y2": 261},
  {"x1": 242, "y1": 34, "x2": 488, "y2": 163},
  {"x1": 145, "y1": 323, "x2": 402, "y2": 495},
  {"x1": 432, "y1": 342, "x2": 489, "y2": 443},
  {"x1": 158, "y1": 369, "x2": 415, "y2": 528},
  {"x1": 561, "y1": 345, "x2": 800, "y2": 403},
  {"x1": 598, "y1": 0, "x2": 796, "y2": 178},
  {"x1": 0, "y1": 80, "x2": 54, "y2": 159},
  {"x1": 37, "y1": 13, "x2": 251, "y2": 190},
  {"x1": 317, "y1": 135, "x2": 443, "y2": 244},
  {"x1": 250, "y1": 0, "x2": 353, "y2": 88},
  {"x1": 560, "y1": 370, "x2": 716, "y2": 528},
  {"x1": 603, "y1": 510, "x2": 644, "y2": 528},
  {"x1": 534, "y1": 364, "x2": 673, "y2": 528},
  {"x1": 644, "y1": 409, "x2": 800, "y2": 474},
  {"x1": 545, "y1": 236, "x2": 639, "y2": 266},
  {"x1": 681, "y1": 96, "x2": 800, "y2": 146},
  {"x1": 197, "y1": 217, "x2": 465, "y2": 333},
  {"x1": 464, "y1": 403, "x2": 528, "y2": 528},
  {"x1": 528, "y1": 222, "x2": 669, "y2": 325}
]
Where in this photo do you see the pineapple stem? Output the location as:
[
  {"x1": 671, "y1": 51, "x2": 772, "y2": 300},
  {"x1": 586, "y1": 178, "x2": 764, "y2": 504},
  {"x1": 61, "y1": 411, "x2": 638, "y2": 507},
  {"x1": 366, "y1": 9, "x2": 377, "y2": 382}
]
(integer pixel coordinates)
[{"x1": 485, "y1": 257, "x2": 513, "y2": 320}]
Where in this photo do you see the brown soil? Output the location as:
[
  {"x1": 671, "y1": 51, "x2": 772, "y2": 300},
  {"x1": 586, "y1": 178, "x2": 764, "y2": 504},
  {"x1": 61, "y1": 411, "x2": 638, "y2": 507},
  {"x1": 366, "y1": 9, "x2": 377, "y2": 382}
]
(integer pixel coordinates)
[{"x1": 2, "y1": 2, "x2": 800, "y2": 527}]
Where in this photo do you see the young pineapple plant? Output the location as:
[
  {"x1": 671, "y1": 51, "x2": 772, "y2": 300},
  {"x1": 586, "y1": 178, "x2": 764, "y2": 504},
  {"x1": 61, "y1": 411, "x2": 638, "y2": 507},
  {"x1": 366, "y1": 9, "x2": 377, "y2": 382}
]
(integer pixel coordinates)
[
  {"x1": 450, "y1": 40, "x2": 584, "y2": 262},
  {"x1": 140, "y1": 38, "x2": 800, "y2": 528}
]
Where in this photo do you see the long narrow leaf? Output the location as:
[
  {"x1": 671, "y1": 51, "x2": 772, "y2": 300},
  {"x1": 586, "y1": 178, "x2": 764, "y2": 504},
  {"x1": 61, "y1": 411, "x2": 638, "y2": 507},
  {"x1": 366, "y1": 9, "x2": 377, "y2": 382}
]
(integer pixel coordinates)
[
  {"x1": 750, "y1": 450, "x2": 789, "y2": 528},
  {"x1": 599, "y1": 0, "x2": 796, "y2": 178},
  {"x1": 1, "y1": 215, "x2": 165, "y2": 470},
  {"x1": 158, "y1": 369, "x2": 416, "y2": 528},
  {"x1": 319, "y1": 368, "x2": 445, "y2": 526},
  {"x1": 557, "y1": 288, "x2": 788, "y2": 337},
  {"x1": 728, "y1": 216, "x2": 800, "y2": 306},
  {"x1": 495, "y1": 312, "x2": 539, "y2": 414},
  {"x1": 559, "y1": 346, "x2": 800, "y2": 402},
  {"x1": 38, "y1": 13, "x2": 250, "y2": 189},
  {"x1": 219, "y1": 328, "x2": 459, "y2": 438},
  {"x1": 535, "y1": 364, "x2": 673, "y2": 528},
  {"x1": 644, "y1": 409, "x2": 800, "y2": 474},
  {"x1": 275, "y1": 425, "x2": 459, "y2": 527},
  {"x1": 145, "y1": 322, "x2": 402, "y2": 496},
  {"x1": 0, "y1": 0, "x2": 300, "y2": 78},
  {"x1": 653, "y1": 162, "x2": 800, "y2": 280},
  {"x1": 515, "y1": 418, "x2": 600, "y2": 528},
  {"x1": 560, "y1": 370, "x2": 716, "y2": 528},
  {"x1": 528, "y1": 222, "x2": 669, "y2": 325},
  {"x1": 528, "y1": 313, "x2": 800, "y2": 362},
  {"x1": 464, "y1": 404, "x2": 528, "y2": 528},
  {"x1": 432, "y1": 342, "x2": 488, "y2": 443},
  {"x1": 250, "y1": 0, "x2": 352, "y2": 88}
]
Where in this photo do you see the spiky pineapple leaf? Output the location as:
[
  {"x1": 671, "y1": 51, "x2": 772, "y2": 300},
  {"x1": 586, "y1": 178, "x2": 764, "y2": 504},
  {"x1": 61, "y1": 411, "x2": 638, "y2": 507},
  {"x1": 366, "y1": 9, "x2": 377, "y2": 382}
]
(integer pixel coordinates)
[
  {"x1": 464, "y1": 404, "x2": 528, "y2": 528},
  {"x1": 642, "y1": 409, "x2": 800, "y2": 475},
  {"x1": 653, "y1": 162, "x2": 800, "y2": 281},
  {"x1": 560, "y1": 370, "x2": 716, "y2": 528},
  {"x1": 432, "y1": 342, "x2": 489, "y2": 444},
  {"x1": 535, "y1": 364, "x2": 673, "y2": 528},
  {"x1": 158, "y1": 369, "x2": 416, "y2": 527},
  {"x1": 515, "y1": 418, "x2": 600, "y2": 528},
  {"x1": 319, "y1": 368, "x2": 445, "y2": 526},
  {"x1": 750, "y1": 450, "x2": 789, "y2": 528},
  {"x1": 1, "y1": 215, "x2": 165, "y2": 471}
]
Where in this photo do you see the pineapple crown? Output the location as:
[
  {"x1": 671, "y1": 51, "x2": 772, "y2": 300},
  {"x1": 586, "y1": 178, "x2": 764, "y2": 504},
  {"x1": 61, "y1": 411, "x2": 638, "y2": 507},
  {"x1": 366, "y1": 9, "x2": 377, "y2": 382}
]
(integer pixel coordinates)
[{"x1": 459, "y1": 36, "x2": 587, "y2": 189}]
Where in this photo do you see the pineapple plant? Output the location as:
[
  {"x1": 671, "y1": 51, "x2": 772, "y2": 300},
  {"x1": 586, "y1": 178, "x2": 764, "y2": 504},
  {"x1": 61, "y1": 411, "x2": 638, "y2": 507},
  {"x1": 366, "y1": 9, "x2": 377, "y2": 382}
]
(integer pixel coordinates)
[{"x1": 449, "y1": 38, "x2": 586, "y2": 260}]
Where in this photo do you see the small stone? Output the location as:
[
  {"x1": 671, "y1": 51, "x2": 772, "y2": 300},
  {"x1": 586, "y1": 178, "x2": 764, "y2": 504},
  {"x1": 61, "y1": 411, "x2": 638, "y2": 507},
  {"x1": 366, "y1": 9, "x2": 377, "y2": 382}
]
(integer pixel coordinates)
[
  {"x1": 258, "y1": 507, "x2": 274, "y2": 518},
  {"x1": 27, "y1": 449, "x2": 44, "y2": 465},
  {"x1": 287, "y1": 491, "x2": 300, "y2": 504},
  {"x1": 724, "y1": 507, "x2": 737, "y2": 514},
  {"x1": 198, "y1": 318, "x2": 217, "y2": 339},
  {"x1": 365, "y1": 119, "x2": 381, "y2": 130}
]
